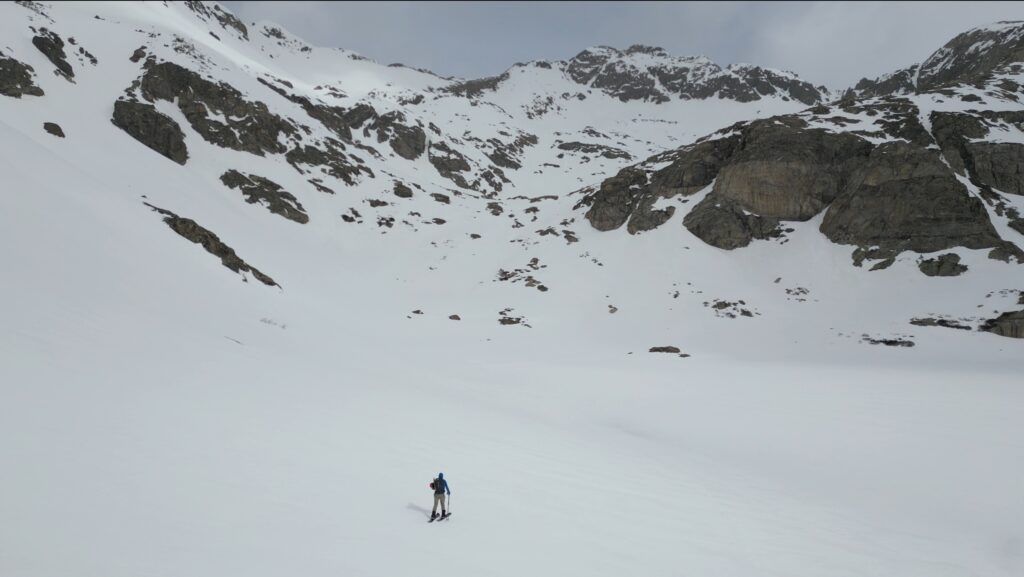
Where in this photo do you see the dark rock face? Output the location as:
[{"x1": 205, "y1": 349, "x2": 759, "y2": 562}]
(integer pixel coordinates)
[
  {"x1": 137, "y1": 61, "x2": 296, "y2": 156},
  {"x1": 683, "y1": 194, "x2": 782, "y2": 249},
  {"x1": 931, "y1": 111, "x2": 1024, "y2": 195},
  {"x1": 0, "y1": 53, "x2": 45, "y2": 97},
  {"x1": 43, "y1": 122, "x2": 64, "y2": 137},
  {"x1": 979, "y1": 309, "x2": 1024, "y2": 338},
  {"x1": 965, "y1": 142, "x2": 1024, "y2": 196},
  {"x1": 430, "y1": 193, "x2": 450, "y2": 204},
  {"x1": 713, "y1": 117, "x2": 872, "y2": 220},
  {"x1": 929, "y1": 111, "x2": 989, "y2": 176},
  {"x1": 111, "y1": 99, "x2": 188, "y2": 165},
  {"x1": 31, "y1": 29, "x2": 74, "y2": 79},
  {"x1": 649, "y1": 346, "x2": 681, "y2": 353},
  {"x1": 220, "y1": 170, "x2": 308, "y2": 224},
  {"x1": 429, "y1": 142, "x2": 472, "y2": 188},
  {"x1": 650, "y1": 135, "x2": 741, "y2": 198},
  {"x1": 585, "y1": 94, "x2": 1014, "y2": 261},
  {"x1": 144, "y1": 203, "x2": 277, "y2": 286},
  {"x1": 918, "y1": 253, "x2": 968, "y2": 276},
  {"x1": 821, "y1": 141, "x2": 1002, "y2": 254}
]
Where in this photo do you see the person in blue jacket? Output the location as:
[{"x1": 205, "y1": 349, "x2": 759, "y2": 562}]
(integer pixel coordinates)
[{"x1": 430, "y1": 472, "x2": 451, "y2": 519}]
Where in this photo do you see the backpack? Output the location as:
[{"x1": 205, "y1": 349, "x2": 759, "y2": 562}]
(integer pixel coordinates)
[{"x1": 431, "y1": 478, "x2": 442, "y2": 494}]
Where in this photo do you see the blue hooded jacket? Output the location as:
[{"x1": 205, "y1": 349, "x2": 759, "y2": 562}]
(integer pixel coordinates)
[{"x1": 434, "y1": 472, "x2": 450, "y2": 495}]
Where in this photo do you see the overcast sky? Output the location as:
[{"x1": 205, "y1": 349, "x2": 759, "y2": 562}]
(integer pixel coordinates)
[{"x1": 222, "y1": 1, "x2": 1023, "y2": 89}]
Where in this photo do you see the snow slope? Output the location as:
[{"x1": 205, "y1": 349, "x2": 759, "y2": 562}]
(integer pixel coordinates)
[{"x1": 1, "y1": 3, "x2": 1022, "y2": 577}]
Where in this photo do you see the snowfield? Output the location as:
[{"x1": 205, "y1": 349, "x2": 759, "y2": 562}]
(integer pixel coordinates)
[{"x1": 1, "y1": 2, "x2": 1022, "y2": 577}]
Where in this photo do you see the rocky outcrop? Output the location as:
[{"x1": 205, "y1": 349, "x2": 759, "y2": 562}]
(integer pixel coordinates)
[
  {"x1": 111, "y1": 99, "x2": 189, "y2": 165},
  {"x1": 557, "y1": 141, "x2": 631, "y2": 160},
  {"x1": 583, "y1": 134, "x2": 742, "y2": 234},
  {"x1": 0, "y1": 53, "x2": 44, "y2": 97},
  {"x1": 144, "y1": 203, "x2": 277, "y2": 286},
  {"x1": 845, "y1": 66, "x2": 918, "y2": 99},
  {"x1": 820, "y1": 141, "x2": 1002, "y2": 255},
  {"x1": 43, "y1": 122, "x2": 64, "y2": 137},
  {"x1": 979, "y1": 309, "x2": 1024, "y2": 338},
  {"x1": 442, "y1": 72, "x2": 510, "y2": 98},
  {"x1": 31, "y1": 29, "x2": 74, "y2": 80},
  {"x1": 136, "y1": 61, "x2": 296, "y2": 156},
  {"x1": 918, "y1": 253, "x2": 968, "y2": 276},
  {"x1": 220, "y1": 170, "x2": 308, "y2": 224},
  {"x1": 257, "y1": 77, "x2": 355, "y2": 141},
  {"x1": 393, "y1": 181, "x2": 413, "y2": 198},
  {"x1": 428, "y1": 142, "x2": 471, "y2": 188},
  {"x1": 585, "y1": 95, "x2": 1012, "y2": 261},
  {"x1": 683, "y1": 194, "x2": 783, "y2": 249},
  {"x1": 285, "y1": 139, "x2": 371, "y2": 185},
  {"x1": 368, "y1": 111, "x2": 426, "y2": 160},
  {"x1": 583, "y1": 167, "x2": 648, "y2": 231},
  {"x1": 910, "y1": 317, "x2": 972, "y2": 330}
]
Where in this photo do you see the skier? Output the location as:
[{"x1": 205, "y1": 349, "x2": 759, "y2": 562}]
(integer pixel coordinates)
[{"x1": 430, "y1": 472, "x2": 451, "y2": 519}]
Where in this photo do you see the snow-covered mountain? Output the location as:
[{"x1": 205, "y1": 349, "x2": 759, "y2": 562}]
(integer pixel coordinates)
[{"x1": 2, "y1": 3, "x2": 1022, "y2": 577}]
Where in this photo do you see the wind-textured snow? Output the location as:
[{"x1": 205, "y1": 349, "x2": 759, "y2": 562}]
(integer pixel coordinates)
[{"x1": 1, "y1": 3, "x2": 1022, "y2": 577}]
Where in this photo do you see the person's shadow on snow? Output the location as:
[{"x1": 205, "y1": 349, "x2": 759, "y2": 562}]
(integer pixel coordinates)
[{"x1": 406, "y1": 502, "x2": 431, "y2": 518}]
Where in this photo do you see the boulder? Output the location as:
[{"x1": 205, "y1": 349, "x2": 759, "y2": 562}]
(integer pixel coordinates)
[
  {"x1": 43, "y1": 122, "x2": 64, "y2": 137},
  {"x1": 683, "y1": 194, "x2": 782, "y2": 249}
]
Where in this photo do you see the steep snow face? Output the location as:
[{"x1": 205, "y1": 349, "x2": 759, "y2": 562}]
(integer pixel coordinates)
[{"x1": 2, "y1": 3, "x2": 1024, "y2": 577}]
